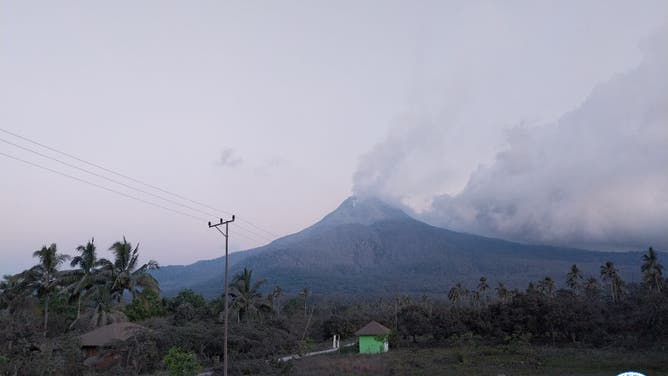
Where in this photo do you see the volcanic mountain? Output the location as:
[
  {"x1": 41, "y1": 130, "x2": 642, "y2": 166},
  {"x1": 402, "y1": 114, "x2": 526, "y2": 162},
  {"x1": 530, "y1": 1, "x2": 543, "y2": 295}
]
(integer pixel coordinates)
[{"x1": 153, "y1": 197, "x2": 652, "y2": 297}]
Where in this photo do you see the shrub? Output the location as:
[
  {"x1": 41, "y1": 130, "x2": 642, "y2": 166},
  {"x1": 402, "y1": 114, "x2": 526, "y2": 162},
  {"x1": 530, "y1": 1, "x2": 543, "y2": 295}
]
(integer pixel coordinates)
[
  {"x1": 125, "y1": 290, "x2": 167, "y2": 321},
  {"x1": 387, "y1": 330, "x2": 400, "y2": 348},
  {"x1": 174, "y1": 303, "x2": 196, "y2": 325},
  {"x1": 0, "y1": 355, "x2": 8, "y2": 373},
  {"x1": 169, "y1": 289, "x2": 207, "y2": 316},
  {"x1": 163, "y1": 346, "x2": 200, "y2": 376}
]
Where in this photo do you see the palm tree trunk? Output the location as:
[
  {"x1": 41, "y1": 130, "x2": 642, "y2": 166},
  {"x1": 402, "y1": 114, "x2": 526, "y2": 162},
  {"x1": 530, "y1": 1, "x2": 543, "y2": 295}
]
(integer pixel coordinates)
[
  {"x1": 613, "y1": 280, "x2": 620, "y2": 302},
  {"x1": 612, "y1": 283, "x2": 616, "y2": 302},
  {"x1": 655, "y1": 275, "x2": 662, "y2": 293},
  {"x1": 43, "y1": 298, "x2": 49, "y2": 338},
  {"x1": 394, "y1": 298, "x2": 398, "y2": 330},
  {"x1": 300, "y1": 308, "x2": 313, "y2": 341},
  {"x1": 69, "y1": 294, "x2": 82, "y2": 330}
]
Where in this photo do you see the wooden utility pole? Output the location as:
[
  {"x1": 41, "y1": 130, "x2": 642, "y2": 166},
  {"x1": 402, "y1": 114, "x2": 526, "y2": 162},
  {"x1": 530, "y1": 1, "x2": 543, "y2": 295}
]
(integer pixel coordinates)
[{"x1": 209, "y1": 215, "x2": 235, "y2": 376}]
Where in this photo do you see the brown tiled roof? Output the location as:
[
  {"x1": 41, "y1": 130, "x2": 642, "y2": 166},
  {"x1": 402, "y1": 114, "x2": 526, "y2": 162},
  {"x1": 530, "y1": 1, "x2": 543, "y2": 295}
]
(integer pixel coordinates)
[
  {"x1": 354, "y1": 321, "x2": 391, "y2": 336},
  {"x1": 80, "y1": 322, "x2": 145, "y2": 347}
]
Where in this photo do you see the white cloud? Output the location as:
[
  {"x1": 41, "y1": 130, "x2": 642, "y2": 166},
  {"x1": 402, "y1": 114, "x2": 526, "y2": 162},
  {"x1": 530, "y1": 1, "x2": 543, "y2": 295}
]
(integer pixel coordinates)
[{"x1": 218, "y1": 148, "x2": 243, "y2": 168}]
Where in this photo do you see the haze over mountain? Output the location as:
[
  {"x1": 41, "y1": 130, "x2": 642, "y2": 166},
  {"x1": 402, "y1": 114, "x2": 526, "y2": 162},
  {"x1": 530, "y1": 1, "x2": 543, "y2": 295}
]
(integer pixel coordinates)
[
  {"x1": 153, "y1": 197, "x2": 655, "y2": 297},
  {"x1": 355, "y1": 29, "x2": 668, "y2": 251}
]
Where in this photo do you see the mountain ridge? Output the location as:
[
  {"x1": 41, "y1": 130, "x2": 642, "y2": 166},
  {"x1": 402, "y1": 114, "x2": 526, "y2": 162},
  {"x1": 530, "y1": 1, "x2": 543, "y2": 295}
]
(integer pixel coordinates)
[{"x1": 153, "y1": 196, "x2": 661, "y2": 297}]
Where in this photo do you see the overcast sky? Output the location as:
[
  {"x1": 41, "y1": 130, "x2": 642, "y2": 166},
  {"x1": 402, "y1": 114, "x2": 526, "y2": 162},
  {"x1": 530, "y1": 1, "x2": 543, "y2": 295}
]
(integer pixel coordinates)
[{"x1": 1, "y1": 1, "x2": 666, "y2": 275}]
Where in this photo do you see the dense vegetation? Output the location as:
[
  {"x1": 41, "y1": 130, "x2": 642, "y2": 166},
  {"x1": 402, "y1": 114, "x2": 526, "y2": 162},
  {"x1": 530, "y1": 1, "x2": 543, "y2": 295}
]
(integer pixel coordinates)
[{"x1": 1, "y1": 240, "x2": 666, "y2": 375}]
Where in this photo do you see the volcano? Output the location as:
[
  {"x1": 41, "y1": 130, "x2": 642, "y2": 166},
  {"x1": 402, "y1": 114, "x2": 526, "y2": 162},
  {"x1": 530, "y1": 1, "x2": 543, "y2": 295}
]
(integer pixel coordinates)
[{"x1": 153, "y1": 197, "x2": 651, "y2": 297}]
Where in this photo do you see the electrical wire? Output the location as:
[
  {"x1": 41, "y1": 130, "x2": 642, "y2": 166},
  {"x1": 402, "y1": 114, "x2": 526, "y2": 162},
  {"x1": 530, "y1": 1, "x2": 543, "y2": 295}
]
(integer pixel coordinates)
[
  {"x1": 0, "y1": 150, "x2": 267, "y2": 245},
  {"x1": 0, "y1": 127, "x2": 278, "y2": 238},
  {"x1": 0, "y1": 136, "x2": 274, "y2": 243}
]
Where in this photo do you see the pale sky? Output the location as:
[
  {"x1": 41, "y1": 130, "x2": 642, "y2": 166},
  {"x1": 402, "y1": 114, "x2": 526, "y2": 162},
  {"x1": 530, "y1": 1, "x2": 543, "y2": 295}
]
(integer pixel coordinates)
[{"x1": 1, "y1": 1, "x2": 666, "y2": 275}]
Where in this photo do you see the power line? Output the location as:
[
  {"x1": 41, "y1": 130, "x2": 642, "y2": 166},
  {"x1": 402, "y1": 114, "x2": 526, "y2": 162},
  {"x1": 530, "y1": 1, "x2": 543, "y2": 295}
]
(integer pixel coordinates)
[
  {"x1": 0, "y1": 127, "x2": 278, "y2": 238},
  {"x1": 0, "y1": 137, "x2": 218, "y2": 216},
  {"x1": 0, "y1": 137, "x2": 273, "y2": 243},
  {"x1": 0, "y1": 151, "x2": 203, "y2": 221},
  {"x1": 0, "y1": 150, "x2": 267, "y2": 245}
]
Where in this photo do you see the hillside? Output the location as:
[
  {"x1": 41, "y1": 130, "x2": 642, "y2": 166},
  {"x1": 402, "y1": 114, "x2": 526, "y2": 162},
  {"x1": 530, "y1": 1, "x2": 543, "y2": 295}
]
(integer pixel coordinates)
[{"x1": 153, "y1": 197, "x2": 657, "y2": 297}]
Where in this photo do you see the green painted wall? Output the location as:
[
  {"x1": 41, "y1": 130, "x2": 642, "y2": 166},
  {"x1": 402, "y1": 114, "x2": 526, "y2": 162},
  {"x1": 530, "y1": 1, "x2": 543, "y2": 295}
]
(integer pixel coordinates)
[{"x1": 358, "y1": 335, "x2": 388, "y2": 354}]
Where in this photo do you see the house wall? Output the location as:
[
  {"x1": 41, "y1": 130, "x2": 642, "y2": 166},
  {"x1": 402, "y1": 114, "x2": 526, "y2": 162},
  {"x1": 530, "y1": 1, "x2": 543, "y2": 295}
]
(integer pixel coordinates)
[
  {"x1": 83, "y1": 346, "x2": 98, "y2": 358},
  {"x1": 358, "y1": 335, "x2": 387, "y2": 354}
]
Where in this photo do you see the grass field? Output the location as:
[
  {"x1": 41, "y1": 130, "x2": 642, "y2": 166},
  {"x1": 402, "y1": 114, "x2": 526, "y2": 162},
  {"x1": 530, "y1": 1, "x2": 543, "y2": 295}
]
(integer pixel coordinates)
[{"x1": 289, "y1": 344, "x2": 668, "y2": 376}]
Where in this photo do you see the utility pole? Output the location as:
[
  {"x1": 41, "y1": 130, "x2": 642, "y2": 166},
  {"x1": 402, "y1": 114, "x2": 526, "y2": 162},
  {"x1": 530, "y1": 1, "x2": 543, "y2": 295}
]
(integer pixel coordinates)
[{"x1": 209, "y1": 215, "x2": 235, "y2": 376}]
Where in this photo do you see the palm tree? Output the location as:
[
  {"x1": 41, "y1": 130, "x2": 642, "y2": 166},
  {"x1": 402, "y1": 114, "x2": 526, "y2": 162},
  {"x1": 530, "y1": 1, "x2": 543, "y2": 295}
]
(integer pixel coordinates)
[
  {"x1": 496, "y1": 282, "x2": 510, "y2": 304},
  {"x1": 538, "y1": 277, "x2": 555, "y2": 298},
  {"x1": 566, "y1": 264, "x2": 583, "y2": 294},
  {"x1": 271, "y1": 286, "x2": 282, "y2": 318},
  {"x1": 299, "y1": 288, "x2": 310, "y2": 318},
  {"x1": 583, "y1": 277, "x2": 599, "y2": 298},
  {"x1": 641, "y1": 247, "x2": 664, "y2": 293},
  {"x1": 613, "y1": 275, "x2": 625, "y2": 301},
  {"x1": 67, "y1": 238, "x2": 111, "y2": 328},
  {"x1": 71, "y1": 238, "x2": 108, "y2": 274},
  {"x1": 526, "y1": 282, "x2": 537, "y2": 295},
  {"x1": 448, "y1": 283, "x2": 462, "y2": 307},
  {"x1": 600, "y1": 261, "x2": 622, "y2": 302},
  {"x1": 32, "y1": 244, "x2": 70, "y2": 337},
  {"x1": 471, "y1": 291, "x2": 481, "y2": 308},
  {"x1": 478, "y1": 277, "x2": 489, "y2": 305},
  {"x1": 108, "y1": 237, "x2": 159, "y2": 302},
  {"x1": 229, "y1": 268, "x2": 268, "y2": 322}
]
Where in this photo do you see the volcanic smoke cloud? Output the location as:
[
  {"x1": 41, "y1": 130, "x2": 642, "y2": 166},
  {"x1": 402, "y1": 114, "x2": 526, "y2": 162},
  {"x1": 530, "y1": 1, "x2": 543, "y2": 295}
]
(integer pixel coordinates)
[{"x1": 354, "y1": 33, "x2": 668, "y2": 250}]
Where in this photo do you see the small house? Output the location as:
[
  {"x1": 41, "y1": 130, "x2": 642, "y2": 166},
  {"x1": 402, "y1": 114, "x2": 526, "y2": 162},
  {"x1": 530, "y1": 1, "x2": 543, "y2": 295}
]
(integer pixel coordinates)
[
  {"x1": 355, "y1": 321, "x2": 391, "y2": 354},
  {"x1": 80, "y1": 322, "x2": 146, "y2": 368}
]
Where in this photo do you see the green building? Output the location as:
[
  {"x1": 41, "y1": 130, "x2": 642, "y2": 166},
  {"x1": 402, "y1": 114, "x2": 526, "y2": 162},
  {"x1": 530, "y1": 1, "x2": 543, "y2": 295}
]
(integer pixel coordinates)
[{"x1": 355, "y1": 321, "x2": 391, "y2": 354}]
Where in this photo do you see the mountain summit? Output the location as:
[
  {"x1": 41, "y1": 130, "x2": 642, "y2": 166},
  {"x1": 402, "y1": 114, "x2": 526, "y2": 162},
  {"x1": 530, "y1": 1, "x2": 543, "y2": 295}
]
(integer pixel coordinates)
[
  {"x1": 313, "y1": 196, "x2": 410, "y2": 228},
  {"x1": 153, "y1": 196, "x2": 651, "y2": 297}
]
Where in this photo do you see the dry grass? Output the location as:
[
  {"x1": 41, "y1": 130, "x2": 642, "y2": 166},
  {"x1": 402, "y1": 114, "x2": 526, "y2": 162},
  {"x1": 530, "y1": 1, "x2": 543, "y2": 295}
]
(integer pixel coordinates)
[
  {"x1": 291, "y1": 353, "x2": 391, "y2": 376},
  {"x1": 289, "y1": 345, "x2": 668, "y2": 376}
]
